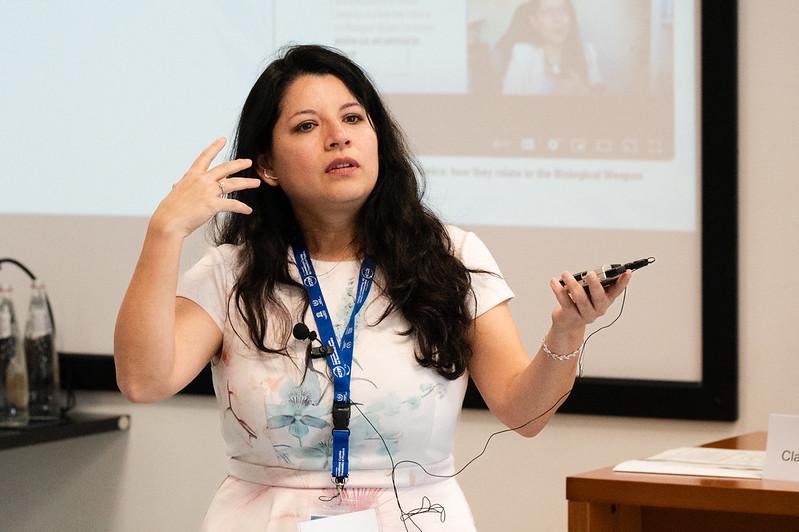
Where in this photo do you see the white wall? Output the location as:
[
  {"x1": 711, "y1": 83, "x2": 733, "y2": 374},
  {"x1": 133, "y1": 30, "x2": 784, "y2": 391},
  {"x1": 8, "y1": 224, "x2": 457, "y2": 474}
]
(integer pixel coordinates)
[
  {"x1": 2, "y1": 1, "x2": 798, "y2": 530},
  {"x1": 0, "y1": 393, "x2": 223, "y2": 531}
]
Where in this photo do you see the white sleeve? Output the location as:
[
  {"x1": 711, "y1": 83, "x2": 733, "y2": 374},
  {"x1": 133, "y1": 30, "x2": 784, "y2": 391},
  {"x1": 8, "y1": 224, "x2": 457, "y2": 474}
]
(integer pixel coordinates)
[
  {"x1": 584, "y1": 42, "x2": 602, "y2": 85},
  {"x1": 502, "y1": 43, "x2": 546, "y2": 95},
  {"x1": 448, "y1": 227, "x2": 514, "y2": 318},
  {"x1": 502, "y1": 43, "x2": 528, "y2": 94},
  {"x1": 176, "y1": 245, "x2": 237, "y2": 333}
]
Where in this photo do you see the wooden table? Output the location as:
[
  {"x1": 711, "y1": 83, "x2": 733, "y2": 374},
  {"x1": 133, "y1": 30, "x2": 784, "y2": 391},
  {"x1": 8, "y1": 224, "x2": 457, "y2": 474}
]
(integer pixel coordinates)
[{"x1": 566, "y1": 432, "x2": 799, "y2": 532}]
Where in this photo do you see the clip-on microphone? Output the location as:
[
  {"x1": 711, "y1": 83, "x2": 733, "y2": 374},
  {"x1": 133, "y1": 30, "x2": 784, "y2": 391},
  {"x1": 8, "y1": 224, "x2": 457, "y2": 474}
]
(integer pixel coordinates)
[{"x1": 292, "y1": 323, "x2": 334, "y2": 359}]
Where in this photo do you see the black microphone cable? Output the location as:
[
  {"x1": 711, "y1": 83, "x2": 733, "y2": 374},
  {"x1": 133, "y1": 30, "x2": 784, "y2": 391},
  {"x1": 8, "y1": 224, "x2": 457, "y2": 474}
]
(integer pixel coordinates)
[{"x1": 348, "y1": 288, "x2": 630, "y2": 532}]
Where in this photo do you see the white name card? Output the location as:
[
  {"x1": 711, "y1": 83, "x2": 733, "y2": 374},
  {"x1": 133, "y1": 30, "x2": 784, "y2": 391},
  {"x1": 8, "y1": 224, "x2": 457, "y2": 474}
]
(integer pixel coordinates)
[
  {"x1": 297, "y1": 509, "x2": 380, "y2": 532},
  {"x1": 763, "y1": 413, "x2": 799, "y2": 481}
]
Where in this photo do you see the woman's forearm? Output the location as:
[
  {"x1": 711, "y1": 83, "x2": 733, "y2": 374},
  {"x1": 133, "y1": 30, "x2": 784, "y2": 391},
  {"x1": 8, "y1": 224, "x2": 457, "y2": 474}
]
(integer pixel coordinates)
[
  {"x1": 113, "y1": 139, "x2": 256, "y2": 402},
  {"x1": 505, "y1": 325, "x2": 584, "y2": 437},
  {"x1": 113, "y1": 223, "x2": 184, "y2": 402}
]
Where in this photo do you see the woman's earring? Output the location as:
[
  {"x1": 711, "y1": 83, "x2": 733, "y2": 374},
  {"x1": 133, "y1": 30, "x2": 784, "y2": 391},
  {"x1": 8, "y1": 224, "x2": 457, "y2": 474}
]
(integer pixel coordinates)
[{"x1": 263, "y1": 172, "x2": 278, "y2": 181}]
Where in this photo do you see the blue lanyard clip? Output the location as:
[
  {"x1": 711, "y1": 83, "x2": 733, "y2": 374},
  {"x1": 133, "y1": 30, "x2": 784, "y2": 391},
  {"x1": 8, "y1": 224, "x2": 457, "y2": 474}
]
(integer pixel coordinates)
[{"x1": 332, "y1": 401, "x2": 351, "y2": 431}]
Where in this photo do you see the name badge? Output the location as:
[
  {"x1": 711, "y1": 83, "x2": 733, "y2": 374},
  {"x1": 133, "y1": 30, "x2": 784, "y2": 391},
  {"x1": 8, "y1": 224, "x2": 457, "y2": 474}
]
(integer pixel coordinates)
[
  {"x1": 763, "y1": 413, "x2": 799, "y2": 481},
  {"x1": 297, "y1": 508, "x2": 380, "y2": 532}
]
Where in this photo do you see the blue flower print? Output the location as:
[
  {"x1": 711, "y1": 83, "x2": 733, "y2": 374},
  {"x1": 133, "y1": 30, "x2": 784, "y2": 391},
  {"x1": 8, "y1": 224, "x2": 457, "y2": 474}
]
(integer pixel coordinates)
[
  {"x1": 405, "y1": 396, "x2": 421, "y2": 410},
  {"x1": 267, "y1": 380, "x2": 330, "y2": 447},
  {"x1": 274, "y1": 438, "x2": 332, "y2": 468}
]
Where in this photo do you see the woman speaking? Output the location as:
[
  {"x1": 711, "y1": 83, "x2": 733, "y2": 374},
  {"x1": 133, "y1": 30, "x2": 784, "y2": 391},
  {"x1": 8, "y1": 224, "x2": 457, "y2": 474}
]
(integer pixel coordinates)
[{"x1": 114, "y1": 45, "x2": 630, "y2": 531}]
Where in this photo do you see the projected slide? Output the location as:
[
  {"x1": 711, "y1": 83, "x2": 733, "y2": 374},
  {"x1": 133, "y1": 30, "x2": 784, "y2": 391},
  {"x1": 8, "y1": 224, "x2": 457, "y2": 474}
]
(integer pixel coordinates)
[
  {"x1": 1, "y1": 0, "x2": 692, "y2": 231},
  {"x1": 0, "y1": 0, "x2": 705, "y2": 383},
  {"x1": 279, "y1": 0, "x2": 691, "y2": 231}
]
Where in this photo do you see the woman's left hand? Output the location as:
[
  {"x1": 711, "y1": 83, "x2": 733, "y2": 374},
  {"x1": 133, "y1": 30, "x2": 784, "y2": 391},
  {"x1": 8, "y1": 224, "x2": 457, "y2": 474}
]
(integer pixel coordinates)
[{"x1": 548, "y1": 270, "x2": 632, "y2": 335}]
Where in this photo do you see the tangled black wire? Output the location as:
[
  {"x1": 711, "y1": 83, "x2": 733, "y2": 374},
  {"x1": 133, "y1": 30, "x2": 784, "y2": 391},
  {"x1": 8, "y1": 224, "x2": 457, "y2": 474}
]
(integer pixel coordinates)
[{"x1": 321, "y1": 288, "x2": 629, "y2": 531}]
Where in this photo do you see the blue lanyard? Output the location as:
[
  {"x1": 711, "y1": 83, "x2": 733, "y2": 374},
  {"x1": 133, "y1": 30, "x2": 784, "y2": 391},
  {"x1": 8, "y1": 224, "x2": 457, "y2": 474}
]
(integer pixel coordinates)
[{"x1": 292, "y1": 242, "x2": 375, "y2": 488}]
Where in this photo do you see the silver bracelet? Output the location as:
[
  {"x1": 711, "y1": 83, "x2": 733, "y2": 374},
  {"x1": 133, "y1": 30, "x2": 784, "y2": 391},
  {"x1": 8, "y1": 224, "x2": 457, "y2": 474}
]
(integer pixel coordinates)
[{"x1": 542, "y1": 341, "x2": 581, "y2": 361}]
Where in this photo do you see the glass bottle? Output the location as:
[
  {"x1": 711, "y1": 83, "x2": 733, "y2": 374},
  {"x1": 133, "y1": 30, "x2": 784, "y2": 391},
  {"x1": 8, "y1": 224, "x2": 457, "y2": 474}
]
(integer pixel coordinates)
[
  {"x1": 25, "y1": 280, "x2": 61, "y2": 421},
  {"x1": 0, "y1": 283, "x2": 29, "y2": 427}
]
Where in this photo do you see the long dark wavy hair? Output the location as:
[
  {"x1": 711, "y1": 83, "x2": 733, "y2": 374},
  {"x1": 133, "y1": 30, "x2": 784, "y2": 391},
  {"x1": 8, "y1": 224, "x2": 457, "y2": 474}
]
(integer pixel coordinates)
[{"x1": 214, "y1": 44, "x2": 478, "y2": 380}]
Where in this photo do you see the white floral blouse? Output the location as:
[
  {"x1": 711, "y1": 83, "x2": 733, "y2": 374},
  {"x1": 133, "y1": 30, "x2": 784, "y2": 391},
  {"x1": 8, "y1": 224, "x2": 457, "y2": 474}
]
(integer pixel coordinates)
[{"x1": 177, "y1": 226, "x2": 513, "y2": 531}]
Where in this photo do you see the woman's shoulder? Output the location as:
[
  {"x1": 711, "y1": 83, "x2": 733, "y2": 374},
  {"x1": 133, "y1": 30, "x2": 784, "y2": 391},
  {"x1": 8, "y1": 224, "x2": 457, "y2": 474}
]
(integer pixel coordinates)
[
  {"x1": 509, "y1": 41, "x2": 543, "y2": 62},
  {"x1": 194, "y1": 242, "x2": 245, "y2": 271},
  {"x1": 444, "y1": 226, "x2": 511, "y2": 299},
  {"x1": 444, "y1": 224, "x2": 468, "y2": 252},
  {"x1": 444, "y1": 225, "x2": 490, "y2": 262},
  {"x1": 215, "y1": 242, "x2": 242, "y2": 260}
]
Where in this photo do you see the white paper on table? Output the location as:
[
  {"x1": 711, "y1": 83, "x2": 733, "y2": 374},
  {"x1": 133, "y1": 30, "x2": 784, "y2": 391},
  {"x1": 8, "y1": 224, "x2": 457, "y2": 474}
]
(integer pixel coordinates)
[{"x1": 613, "y1": 447, "x2": 766, "y2": 479}]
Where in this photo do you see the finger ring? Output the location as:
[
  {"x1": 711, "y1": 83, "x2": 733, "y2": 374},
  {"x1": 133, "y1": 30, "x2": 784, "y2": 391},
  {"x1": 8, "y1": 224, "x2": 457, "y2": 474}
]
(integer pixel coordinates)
[{"x1": 218, "y1": 181, "x2": 226, "y2": 195}]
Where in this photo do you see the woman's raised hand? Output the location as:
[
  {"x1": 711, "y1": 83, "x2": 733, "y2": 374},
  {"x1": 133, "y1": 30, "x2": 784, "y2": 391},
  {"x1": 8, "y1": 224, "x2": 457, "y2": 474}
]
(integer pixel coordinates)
[
  {"x1": 548, "y1": 270, "x2": 632, "y2": 335},
  {"x1": 150, "y1": 138, "x2": 261, "y2": 238}
]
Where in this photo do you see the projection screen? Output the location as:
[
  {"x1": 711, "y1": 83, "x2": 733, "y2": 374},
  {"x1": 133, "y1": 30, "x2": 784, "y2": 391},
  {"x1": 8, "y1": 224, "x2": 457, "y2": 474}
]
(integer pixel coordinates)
[{"x1": 0, "y1": 0, "x2": 738, "y2": 419}]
